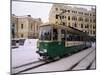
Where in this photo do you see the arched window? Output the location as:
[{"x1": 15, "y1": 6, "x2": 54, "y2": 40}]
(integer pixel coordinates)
[
  {"x1": 72, "y1": 16, "x2": 77, "y2": 21},
  {"x1": 85, "y1": 18, "x2": 89, "y2": 22},
  {"x1": 78, "y1": 17, "x2": 83, "y2": 21}
]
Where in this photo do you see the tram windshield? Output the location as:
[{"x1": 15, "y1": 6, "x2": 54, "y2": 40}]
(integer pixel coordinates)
[{"x1": 39, "y1": 26, "x2": 51, "y2": 40}]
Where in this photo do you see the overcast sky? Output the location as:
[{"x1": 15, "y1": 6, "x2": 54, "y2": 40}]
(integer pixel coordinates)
[
  {"x1": 12, "y1": 1, "x2": 52, "y2": 23},
  {"x1": 12, "y1": 1, "x2": 95, "y2": 23}
]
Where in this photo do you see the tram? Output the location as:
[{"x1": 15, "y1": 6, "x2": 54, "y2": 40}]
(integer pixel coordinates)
[{"x1": 36, "y1": 23, "x2": 91, "y2": 60}]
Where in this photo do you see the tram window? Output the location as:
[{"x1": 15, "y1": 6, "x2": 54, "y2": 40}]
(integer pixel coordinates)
[
  {"x1": 40, "y1": 31, "x2": 51, "y2": 40},
  {"x1": 61, "y1": 29, "x2": 66, "y2": 41},
  {"x1": 56, "y1": 15, "x2": 59, "y2": 19},
  {"x1": 39, "y1": 26, "x2": 51, "y2": 40},
  {"x1": 53, "y1": 29, "x2": 58, "y2": 40},
  {"x1": 66, "y1": 34, "x2": 72, "y2": 41},
  {"x1": 66, "y1": 34, "x2": 81, "y2": 41}
]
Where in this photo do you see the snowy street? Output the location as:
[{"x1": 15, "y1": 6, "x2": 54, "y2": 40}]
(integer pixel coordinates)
[
  {"x1": 12, "y1": 39, "x2": 40, "y2": 68},
  {"x1": 22, "y1": 47, "x2": 95, "y2": 73},
  {"x1": 12, "y1": 39, "x2": 96, "y2": 74}
]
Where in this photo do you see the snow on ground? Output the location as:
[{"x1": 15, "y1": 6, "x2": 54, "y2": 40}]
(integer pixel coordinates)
[
  {"x1": 72, "y1": 50, "x2": 95, "y2": 70},
  {"x1": 22, "y1": 47, "x2": 95, "y2": 73},
  {"x1": 12, "y1": 61, "x2": 45, "y2": 74},
  {"x1": 92, "y1": 42, "x2": 96, "y2": 47},
  {"x1": 90, "y1": 59, "x2": 96, "y2": 69},
  {"x1": 12, "y1": 39, "x2": 40, "y2": 67}
]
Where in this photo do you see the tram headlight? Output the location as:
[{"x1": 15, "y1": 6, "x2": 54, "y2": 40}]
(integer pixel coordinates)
[{"x1": 43, "y1": 49, "x2": 47, "y2": 52}]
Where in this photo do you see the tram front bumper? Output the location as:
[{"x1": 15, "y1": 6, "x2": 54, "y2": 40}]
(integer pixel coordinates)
[{"x1": 36, "y1": 49, "x2": 47, "y2": 56}]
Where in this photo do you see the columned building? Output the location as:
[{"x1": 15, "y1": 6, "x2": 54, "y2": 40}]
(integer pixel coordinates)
[
  {"x1": 11, "y1": 15, "x2": 42, "y2": 39},
  {"x1": 49, "y1": 4, "x2": 96, "y2": 37}
]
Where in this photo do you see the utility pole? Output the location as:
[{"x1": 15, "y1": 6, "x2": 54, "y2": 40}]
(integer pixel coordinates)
[{"x1": 58, "y1": 10, "x2": 67, "y2": 25}]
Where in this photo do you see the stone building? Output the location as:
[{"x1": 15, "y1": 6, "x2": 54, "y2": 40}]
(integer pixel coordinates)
[
  {"x1": 49, "y1": 4, "x2": 96, "y2": 37},
  {"x1": 11, "y1": 15, "x2": 42, "y2": 39}
]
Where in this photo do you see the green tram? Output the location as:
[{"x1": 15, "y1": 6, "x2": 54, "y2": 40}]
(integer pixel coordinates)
[{"x1": 36, "y1": 23, "x2": 91, "y2": 60}]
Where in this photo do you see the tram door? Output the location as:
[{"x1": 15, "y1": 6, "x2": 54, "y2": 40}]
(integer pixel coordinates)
[
  {"x1": 61, "y1": 29, "x2": 66, "y2": 41},
  {"x1": 52, "y1": 28, "x2": 66, "y2": 42},
  {"x1": 53, "y1": 28, "x2": 58, "y2": 41}
]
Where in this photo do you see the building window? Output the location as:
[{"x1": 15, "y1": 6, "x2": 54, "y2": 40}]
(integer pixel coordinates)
[
  {"x1": 55, "y1": 14, "x2": 59, "y2": 19},
  {"x1": 21, "y1": 34, "x2": 23, "y2": 38},
  {"x1": 60, "y1": 16, "x2": 62, "y2": 19},
  {"x1": 68, "y1": 10, "x2": 70, "y2": 13},
  {"x1": 93, "y1": 19, "x2": 96, "y2": 23},
  {"x1": 93, "y1": 14, "x2": 96, "y2": 16},
  {"x1": 68, "y1": 16, "x2": 70, "y2": 20},
  {"x1": 62, "y1": 22, "x2": 65, "y2": 25},
  {"x1": 12, "y1": 23, "x2": 15, "y2": 38},
  {"x1": 78, "y1": 12, "x2": 83, "y2": 15},
  {"x1": 90, "y1": 25, "x2": 92, "y2": 29},
  {"x1": 84, "y1": 13, "x2": 89, "y2": 16},
  {"x1": 62, "y1": 16, "x2": 64, "y2": 19},
  {"x1": 31, "y1": 24, "x2": 32, "y2": 30},
  {"x1": 93, "y1": 25, "x2": 96, "y2": 29},
  {"x1": 72, "y1": 16, "x2": 77, "y2": 21},
  {"x1": 81, "y1": 24, "x2": 83, "y2": 28},
  {"x1": 55, "y1": 8, "x2": 58, "y2": 11},
  {"x1": 60, "y1": 9, "x2": 64, "y2": 11},
  {"x1": 74, "y1": 23, "x2": 77, "y2": 27},
  {"x1": 37, "y1": 25, "x2": 38, "y2": 31},
  {"x1": 78, "y1": 17, "x2": 83, "y2": 21},
  {"x1": 56, "y1": 21, "x2": 58, "y2": 24},
  {"x1": 85, "y1": 18, "x2": 89, "y2": 22},
  {"x1": 72, "y1": 11, "x2": 77, "y2": 14},
  {"x1": 68, "y1": 22, "x2": 70, "y2": 26},
  {"x1": 93, "y1": 31, "x2": 95, "y2": 34},
  {"x1": 12, "y1": 23, "x2": 15, "y2": 28},
  {"x1": 65, "y1": 16, "x2": 66, "y2": 18},
  {"x1": 72, "y1": 22, "x2": 77, "y2": 27},
  {"x1": 21, "y1": 24, "x2": 23, "y2": 29},
  {"x1": 85, "y1": 24, "x2": 89, "y2": 28},
  {"x1": 90, "y1": 19, "x2": 92, "y2": 22},
  {"x1": 90, "y1": 14, "x2": 92, "y2": 16}
]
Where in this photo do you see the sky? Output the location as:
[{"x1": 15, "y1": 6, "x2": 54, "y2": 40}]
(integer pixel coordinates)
[
  {"x1": 12, "y1": 1, "x2": 95, "y2": 23},
  {"x1": 12, "y1": 1, "x2": 52, "y2": 23}
]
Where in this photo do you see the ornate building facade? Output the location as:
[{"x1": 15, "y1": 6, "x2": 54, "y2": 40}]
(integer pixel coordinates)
[
  {"x1": 11, "y1": 15, "x2": 42, "y2": 39},
  {"x1": 49, "y1": 4, "x2": 96, "y2": 37}
]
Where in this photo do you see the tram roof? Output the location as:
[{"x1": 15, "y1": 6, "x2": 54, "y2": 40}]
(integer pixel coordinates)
[
  {"x1": 67, "y1": 26, "x2": 88, "y2": 36},
  {"x1": 39, "y1": 23, "x2": 88, "y2": 36}
]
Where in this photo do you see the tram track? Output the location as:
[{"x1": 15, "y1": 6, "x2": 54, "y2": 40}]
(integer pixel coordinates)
[
  {"x1": 20, "y1": 47, "x2": 95, "y2": 73},
  {"x1": 13, "y1": 60, "x2": 42, "y2": 69},
  {"x1": 66, "y1": 49, "x2": 95, "y2": 71},
  {"x1": 12, "y1": 59, "x2": 55, "y2": 75},
  {"x1": 12, "y1": 61, "x2": 44, "y2": 75},
  {"x1": 12, "y1": 47, "x2": 95, "y2": 74},
  {"x1": 86, "y1": 58, "x2": 96, "y2": 70}
]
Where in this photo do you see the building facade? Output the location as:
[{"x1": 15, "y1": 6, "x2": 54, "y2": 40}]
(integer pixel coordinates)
[
  {"x1": 49, "y1": 4, "x2": 96, "y2": 36},
  {"x1": 11, "y1": 15, "x2": 42, "y2": 39}
]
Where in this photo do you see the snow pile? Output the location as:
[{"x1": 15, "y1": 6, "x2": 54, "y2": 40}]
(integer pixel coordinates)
[
  {"x1": 12, "y1": 39, "x2": 40, "y2": 67},
  {"x1": 24, "y1": 39, "x2": 38, "y2": 47},
  {"x1": 92, "y1": 42, "x2": 96, "y2": 47}
]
